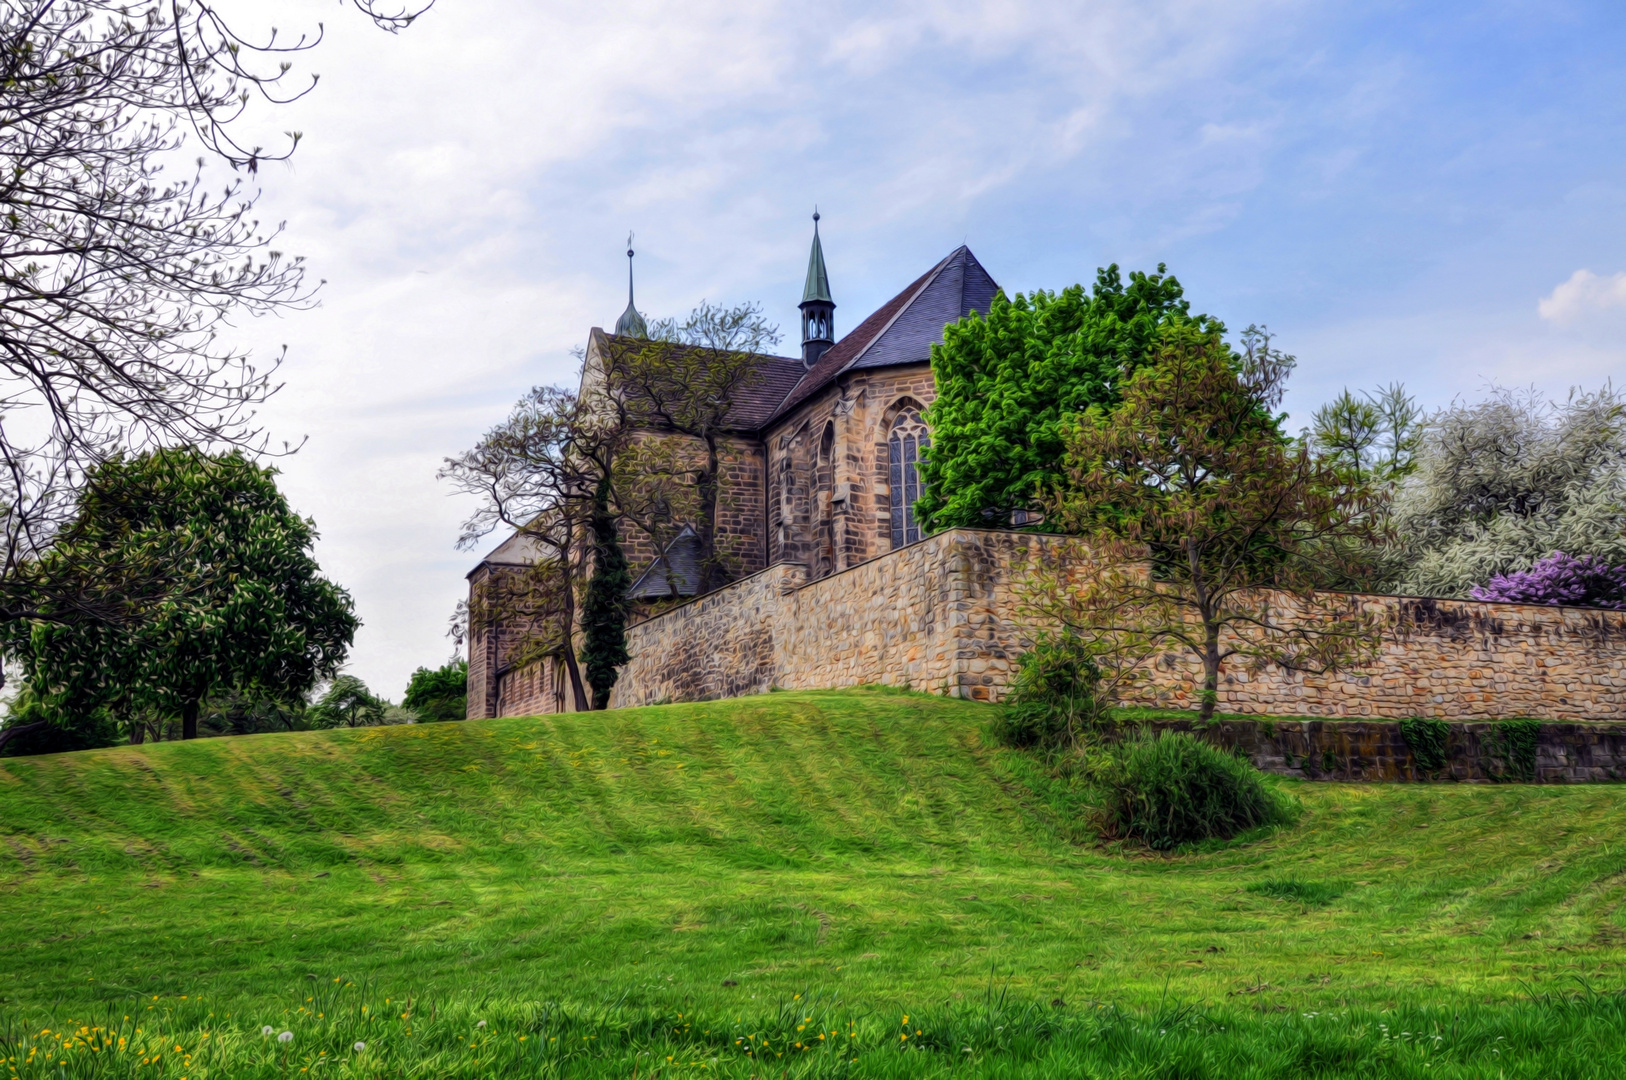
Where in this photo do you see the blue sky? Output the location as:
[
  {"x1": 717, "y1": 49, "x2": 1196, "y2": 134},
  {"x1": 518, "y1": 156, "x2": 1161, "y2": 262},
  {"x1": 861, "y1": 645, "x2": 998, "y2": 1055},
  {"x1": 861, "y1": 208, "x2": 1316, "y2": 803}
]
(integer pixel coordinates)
[{"x1": 222, "y1": 0, "x2": 1626, "y2": 696}]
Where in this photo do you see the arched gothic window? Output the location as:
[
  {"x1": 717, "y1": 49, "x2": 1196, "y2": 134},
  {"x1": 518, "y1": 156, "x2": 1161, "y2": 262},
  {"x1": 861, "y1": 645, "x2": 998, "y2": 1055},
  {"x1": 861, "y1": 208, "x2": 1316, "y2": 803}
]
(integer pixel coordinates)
[{"x1": 889, "y1": 409, "x2": 930, "y2": 549}]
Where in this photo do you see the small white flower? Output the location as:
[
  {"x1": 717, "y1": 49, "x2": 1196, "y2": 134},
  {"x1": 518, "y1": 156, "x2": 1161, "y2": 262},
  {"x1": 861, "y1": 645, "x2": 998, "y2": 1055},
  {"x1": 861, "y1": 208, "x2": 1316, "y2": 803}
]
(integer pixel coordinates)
[
  {"x1": 476, "y1": 1020, "x2": 487, "y2": 1028},
  {"x1": 278, "y1": 1031, "x2": 294, "y2": 1044},
  {"x1": 353, "y1": 1042, "x2": 366, "y2": 1053},
  {"x1": 262, "y1": 1026, "x2": 274, "y2": 1036}
]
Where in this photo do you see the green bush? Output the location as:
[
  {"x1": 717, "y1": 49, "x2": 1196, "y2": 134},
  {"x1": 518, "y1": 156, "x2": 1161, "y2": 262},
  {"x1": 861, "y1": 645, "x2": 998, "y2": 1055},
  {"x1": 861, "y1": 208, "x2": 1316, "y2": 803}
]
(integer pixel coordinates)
[
  {"x1": 404, "y1": 659, "x2": 468, "y2": 723},
  {"x1": 993, "y1": 635, "x2": 1108, "y2": 749},
  {"x1": 1093, "y1": 730, "x2": 1294, "y2": 850}
]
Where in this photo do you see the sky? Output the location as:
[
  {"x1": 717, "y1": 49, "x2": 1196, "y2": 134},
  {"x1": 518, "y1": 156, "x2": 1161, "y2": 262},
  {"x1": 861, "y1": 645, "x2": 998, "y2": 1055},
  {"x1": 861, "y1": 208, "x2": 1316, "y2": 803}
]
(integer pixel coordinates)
[{"x1": 208, "y1": 0, "x2": 1626, "y2": 698}]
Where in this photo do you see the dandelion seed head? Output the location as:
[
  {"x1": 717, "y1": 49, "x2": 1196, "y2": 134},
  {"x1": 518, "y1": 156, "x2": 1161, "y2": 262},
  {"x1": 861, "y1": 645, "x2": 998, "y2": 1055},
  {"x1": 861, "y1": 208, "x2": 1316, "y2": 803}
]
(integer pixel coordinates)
[
  {"x1": 277, "y1": 1031, "x2": 293, "y2": 1044},
  {"x1": 261, "y1": 1027, "x2": 273, "y2": 1036},
  {"x1": 353, "y1": 1042, "x2": 365, "y2": 1053}
]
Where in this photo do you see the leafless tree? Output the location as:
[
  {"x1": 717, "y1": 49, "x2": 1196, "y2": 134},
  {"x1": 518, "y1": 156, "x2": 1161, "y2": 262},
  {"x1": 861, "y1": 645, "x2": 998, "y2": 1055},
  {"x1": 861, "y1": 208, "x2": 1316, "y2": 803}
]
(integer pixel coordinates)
[
  {"x1": 603, "y1": 302, "x2": 780, "y2": 594},
  {"x1": 0, "y1": 1, "x2": 426, "y2": 638}
]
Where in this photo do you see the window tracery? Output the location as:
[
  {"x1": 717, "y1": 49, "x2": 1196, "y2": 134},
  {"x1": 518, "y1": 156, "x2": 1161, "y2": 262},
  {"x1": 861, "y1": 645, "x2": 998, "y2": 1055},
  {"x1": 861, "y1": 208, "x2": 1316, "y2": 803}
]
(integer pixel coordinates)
[{"x1": 888, "y1": 409, "x2": 930, "y2": 549}]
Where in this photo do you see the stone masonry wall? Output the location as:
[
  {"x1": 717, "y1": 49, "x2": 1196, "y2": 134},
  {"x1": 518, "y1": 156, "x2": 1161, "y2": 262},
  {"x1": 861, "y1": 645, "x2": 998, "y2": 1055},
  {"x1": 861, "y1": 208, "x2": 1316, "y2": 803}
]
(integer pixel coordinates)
[
  {"x1": 1143, "y1": 718, "x2": 1626, "y2": 784},
  {"x1": 610, "y1": 528, "x2": 1626, "y2": 721}
]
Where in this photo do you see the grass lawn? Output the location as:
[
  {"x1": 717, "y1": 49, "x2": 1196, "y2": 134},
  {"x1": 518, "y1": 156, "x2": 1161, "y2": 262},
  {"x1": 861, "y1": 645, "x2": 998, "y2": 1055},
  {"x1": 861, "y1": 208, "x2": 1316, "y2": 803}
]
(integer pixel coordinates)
[{"x1": 4, "y1": 687, "x2": 1626, "y2": 1077}]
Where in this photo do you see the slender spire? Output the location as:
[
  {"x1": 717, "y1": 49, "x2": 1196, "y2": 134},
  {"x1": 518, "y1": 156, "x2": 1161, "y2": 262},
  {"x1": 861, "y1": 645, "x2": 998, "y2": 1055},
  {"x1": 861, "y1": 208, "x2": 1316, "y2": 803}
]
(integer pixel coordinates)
[
  {"x1": 798, "y1": 209, "x2": 836, "y2": 368},
  {"x1": 802, "y1": 209, "x2": 833, "y2": 304},
  {"x1": 615, "y1": 232, "x2": 648, "y2": 339}
]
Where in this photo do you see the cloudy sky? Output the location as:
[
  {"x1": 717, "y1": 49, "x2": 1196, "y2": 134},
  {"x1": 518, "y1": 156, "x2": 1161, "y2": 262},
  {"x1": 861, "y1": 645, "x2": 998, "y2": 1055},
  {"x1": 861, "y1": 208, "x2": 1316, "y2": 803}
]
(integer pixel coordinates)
[{"x1": 215, "y1": 0, "x2": 1626, "y2": 697}]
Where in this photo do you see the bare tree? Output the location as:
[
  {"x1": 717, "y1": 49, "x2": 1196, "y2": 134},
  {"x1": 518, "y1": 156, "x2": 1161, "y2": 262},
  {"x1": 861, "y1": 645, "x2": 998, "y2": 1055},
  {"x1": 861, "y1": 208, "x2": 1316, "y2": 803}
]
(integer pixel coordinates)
[
  {"x1": 603, "y1": 302, "x2": 779, "y2": 594},
  {"x1": 441, "y1": 387, "x2": 607, "y2": 713},
  {"x1": 0, "y1": 1, "x2": 426, "y2": 637}
]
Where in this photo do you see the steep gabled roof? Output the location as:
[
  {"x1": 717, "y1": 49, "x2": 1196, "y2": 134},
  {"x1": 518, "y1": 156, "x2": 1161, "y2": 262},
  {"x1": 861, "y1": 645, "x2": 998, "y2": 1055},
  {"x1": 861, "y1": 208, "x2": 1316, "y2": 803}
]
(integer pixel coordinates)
[
  {"x1": 628, "y1": 525, "x2": 700, "y2": 599},
  {"x1": 767, "y1": 246, "x2": 998, "y2": 425},
  {"x1": 596, "y1": 332, "x2": 806, "y2": 434}
]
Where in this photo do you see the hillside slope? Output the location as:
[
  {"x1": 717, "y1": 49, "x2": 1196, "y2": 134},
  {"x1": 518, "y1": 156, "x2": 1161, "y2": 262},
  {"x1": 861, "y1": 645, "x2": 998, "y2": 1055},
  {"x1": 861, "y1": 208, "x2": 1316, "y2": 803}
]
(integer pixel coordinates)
[{"x1": 3, "y1": 688, "x2": 1626, "y2": 1015}]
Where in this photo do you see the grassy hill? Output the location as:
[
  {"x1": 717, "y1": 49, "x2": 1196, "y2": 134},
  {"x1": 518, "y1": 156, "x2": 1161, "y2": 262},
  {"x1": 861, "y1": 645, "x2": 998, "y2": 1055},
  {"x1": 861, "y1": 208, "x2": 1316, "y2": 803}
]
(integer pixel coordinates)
[{"x1": 5, "y1": 687, "x2": 1626, "y2": 1077}]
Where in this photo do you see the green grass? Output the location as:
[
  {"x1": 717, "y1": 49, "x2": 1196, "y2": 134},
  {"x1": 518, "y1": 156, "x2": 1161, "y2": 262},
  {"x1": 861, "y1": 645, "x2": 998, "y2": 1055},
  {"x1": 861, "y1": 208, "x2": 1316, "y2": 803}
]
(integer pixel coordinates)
[{"x1": 4, "y1": 687, "x2": 1626, "y2": 1077}]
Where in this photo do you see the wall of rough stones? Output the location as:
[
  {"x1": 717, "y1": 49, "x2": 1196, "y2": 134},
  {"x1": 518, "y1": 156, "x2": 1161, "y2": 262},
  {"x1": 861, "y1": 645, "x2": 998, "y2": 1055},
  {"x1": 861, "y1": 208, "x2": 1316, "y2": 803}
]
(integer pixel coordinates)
[
  {"x1": 1142, "y1": 718, "x2": 1626, "y2": 783},
  {"x1": 610, "y1": 528, "x2": 1626, "y2": 721}
]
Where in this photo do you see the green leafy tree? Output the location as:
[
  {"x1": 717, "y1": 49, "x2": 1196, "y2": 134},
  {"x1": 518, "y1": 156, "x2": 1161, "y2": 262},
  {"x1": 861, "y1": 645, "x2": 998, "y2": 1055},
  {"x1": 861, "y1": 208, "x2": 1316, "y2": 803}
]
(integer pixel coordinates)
[
  {"x1": 919, "y1": 265, "x2": 1221, "y2": 531},
  {"x1": 1028, "y1": 325, "x2": 1384, "y2": 722},
  {"x1": 579, "y1": 478, "x2": 631, "y2": 709},
  {"x1": 1307, "y1": 383, "x2": 1421, "y2": 485},
  {"x1": 5, "y1": 449, "x2": 358, "y2": 740},
  {"x1": 403, "y1": 659, "x2": 469, "y2": 723},
  {"x1": 309, "y1": 675, "x2": 387, "y2": 729}
]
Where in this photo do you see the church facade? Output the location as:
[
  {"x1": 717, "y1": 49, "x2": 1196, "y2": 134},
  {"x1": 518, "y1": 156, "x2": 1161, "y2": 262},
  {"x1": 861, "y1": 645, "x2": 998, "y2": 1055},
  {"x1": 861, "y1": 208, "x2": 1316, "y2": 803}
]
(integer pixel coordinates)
[{"x1": 467, "y1": 224, "x2": 999, "y2": 717}]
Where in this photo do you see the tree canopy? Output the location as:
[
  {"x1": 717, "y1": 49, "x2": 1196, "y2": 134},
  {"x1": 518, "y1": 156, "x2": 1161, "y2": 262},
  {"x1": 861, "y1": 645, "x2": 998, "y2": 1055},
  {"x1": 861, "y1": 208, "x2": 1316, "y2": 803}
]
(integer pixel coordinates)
[
  {"x1": 1029, "y1": 325, "x2": 1382, "y2": 721},
  {"x1": 918, "y1": 265, "x2": 1220, "y2": 531},
  {"x1": 3, "y1": 448, "x2": 357, "y2": 739},
  {"x1": 1389, "y1": 387, "x2": 1626, "y2": 598},
  {"x1": 403, "y1": 659, "x2": 469, "y2": 723}
]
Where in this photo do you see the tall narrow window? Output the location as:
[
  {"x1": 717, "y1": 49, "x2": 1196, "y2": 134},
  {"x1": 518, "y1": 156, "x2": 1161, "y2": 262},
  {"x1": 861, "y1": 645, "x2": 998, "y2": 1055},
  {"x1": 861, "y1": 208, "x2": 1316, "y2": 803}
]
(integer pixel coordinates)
[{"x1": 889, "y1": 409, "x2": 930, "y2": 549}]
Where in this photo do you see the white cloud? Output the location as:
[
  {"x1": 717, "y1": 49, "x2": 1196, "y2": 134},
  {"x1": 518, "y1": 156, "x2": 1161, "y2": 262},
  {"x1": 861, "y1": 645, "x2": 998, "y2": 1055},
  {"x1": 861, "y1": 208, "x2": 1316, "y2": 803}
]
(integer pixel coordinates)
[{"x1": 1538, "y1": 269, "x2": 1626, "y2": 325}]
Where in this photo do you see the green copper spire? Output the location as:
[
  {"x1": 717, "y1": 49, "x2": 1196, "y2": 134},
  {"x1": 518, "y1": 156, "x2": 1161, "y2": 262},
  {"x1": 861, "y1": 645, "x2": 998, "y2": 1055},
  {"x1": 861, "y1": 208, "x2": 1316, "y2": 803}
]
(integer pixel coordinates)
[
  {"x1": 615, "y1": 234, "x2": 648, "y2": 339},
  {"x1": 802, "y1": 210, "x2": 833, "y2": 304}
]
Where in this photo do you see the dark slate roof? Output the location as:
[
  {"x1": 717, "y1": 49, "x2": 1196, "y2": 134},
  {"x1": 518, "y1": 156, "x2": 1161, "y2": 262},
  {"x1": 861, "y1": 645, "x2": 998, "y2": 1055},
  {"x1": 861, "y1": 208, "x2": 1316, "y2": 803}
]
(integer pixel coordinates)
[
  {"x1": 628, "y1": 525, "x2": 700, "y2": 599},
  {"x1": 600, "y1": 333, "x2": 805, "y2": 434},
  {"x1": 767, "y1": 246, "x2": 998, "y2": 424}
]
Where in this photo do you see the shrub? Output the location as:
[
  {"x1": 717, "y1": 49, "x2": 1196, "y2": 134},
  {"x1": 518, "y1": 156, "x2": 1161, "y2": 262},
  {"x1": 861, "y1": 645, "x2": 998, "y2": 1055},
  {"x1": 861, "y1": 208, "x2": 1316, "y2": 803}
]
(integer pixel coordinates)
[
  {"x1": 1489, "y1": 718, "x2": 1541, "y2": 782},
  {"x1": 994, "y1": 635, "x2": 1108, "y2": 749},
  {"x1": 1470, "y1": 551, "x2": 1626, "y2": 609},
  {"x1": 1092, "y1": 730, "x2": 1294, "y2": 850}
]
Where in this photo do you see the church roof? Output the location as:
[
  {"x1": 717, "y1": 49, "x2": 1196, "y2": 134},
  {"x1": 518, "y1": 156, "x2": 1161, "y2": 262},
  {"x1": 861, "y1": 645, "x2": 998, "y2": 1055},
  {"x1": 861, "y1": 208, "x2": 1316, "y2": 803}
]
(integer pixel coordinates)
[
  {"x1": 597, "y1": 332, "x2": 806, "y2": 433},
  {"x1": 768, "y1": 245, "x2": 998, "y2": 424},
  {"x1": 628, "y1": 525, "x2": 701, "y2": 599}
]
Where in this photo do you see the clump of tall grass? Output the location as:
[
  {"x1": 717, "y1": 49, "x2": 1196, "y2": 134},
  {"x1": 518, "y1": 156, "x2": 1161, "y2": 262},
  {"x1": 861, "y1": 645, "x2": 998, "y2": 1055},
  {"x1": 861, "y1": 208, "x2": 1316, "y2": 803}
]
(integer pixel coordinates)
[{"x1": 1091, "y1": 729, "x2": 1297, "y2": 850}]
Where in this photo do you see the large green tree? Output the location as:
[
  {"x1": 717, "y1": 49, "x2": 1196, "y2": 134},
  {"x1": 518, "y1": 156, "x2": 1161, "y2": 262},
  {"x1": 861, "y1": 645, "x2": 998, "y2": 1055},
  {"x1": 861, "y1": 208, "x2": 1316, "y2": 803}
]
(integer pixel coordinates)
[
  {"x1": 918, "y1": 264, "x2": 1220, "y2": 531},
  {"x1": 5, "y1": 448, "x2": 358, "y2": 740},
  {"x1": 1028, "y1": 325, "x2": 1384, "y2": 722}
]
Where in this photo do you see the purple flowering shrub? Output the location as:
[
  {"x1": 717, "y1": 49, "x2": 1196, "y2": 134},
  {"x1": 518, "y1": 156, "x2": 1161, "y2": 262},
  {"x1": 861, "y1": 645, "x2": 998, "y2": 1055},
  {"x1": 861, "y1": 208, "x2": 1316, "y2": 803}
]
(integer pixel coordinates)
[{"x1": 1470, "y1": 551, "x2": 1626, "y2": 609}]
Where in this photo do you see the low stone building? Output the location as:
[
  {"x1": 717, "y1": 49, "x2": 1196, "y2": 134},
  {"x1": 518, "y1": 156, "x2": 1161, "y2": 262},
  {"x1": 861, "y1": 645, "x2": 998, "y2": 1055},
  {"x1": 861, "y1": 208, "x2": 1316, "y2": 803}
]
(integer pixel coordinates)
[{"x1": 467, "y1": 220, "x2": 999, "y2": 715}]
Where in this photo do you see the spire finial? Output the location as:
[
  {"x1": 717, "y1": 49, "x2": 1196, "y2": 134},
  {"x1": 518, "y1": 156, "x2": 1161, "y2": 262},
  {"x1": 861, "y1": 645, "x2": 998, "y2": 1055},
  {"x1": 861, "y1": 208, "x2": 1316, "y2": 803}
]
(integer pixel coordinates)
[{"x1": 615, "y1": 231, "x2": 648, "y2": 339}]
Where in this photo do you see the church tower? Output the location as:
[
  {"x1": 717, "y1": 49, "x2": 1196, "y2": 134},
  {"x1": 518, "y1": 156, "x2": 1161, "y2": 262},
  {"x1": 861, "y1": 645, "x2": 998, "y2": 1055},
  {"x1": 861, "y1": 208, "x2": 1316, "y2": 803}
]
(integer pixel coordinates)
[
  {"x1": 799, "y1": 211, "x2": 835, "y2": 368},
  {"x1": 615, "y1": 235, "x2": 648, "y2": 338}
]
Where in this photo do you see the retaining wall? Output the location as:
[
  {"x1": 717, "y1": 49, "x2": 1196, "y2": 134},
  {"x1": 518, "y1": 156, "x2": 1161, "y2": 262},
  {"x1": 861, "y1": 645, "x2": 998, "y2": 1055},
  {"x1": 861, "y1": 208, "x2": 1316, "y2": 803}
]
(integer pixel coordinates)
[
  {"x1": 609, "y1": 528, "x2": 1626, "y2": 721},
  {"x1": 1144, "y1": 718, "x2": 1626, "y2": 783}
]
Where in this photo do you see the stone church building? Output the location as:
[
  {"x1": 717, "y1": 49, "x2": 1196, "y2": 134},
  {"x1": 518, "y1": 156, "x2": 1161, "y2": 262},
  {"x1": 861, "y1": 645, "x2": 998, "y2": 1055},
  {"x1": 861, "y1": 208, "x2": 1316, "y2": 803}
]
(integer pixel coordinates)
[{"x1": 467, "y1": 222, "x2": 999, "y2": 717}]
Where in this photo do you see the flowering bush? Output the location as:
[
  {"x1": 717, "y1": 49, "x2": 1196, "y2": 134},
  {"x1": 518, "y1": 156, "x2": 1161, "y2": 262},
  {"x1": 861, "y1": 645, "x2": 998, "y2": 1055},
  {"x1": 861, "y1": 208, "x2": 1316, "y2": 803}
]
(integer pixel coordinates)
[{"x1": 1469, "y1": 551, "x2": 1626, "y2": 609}]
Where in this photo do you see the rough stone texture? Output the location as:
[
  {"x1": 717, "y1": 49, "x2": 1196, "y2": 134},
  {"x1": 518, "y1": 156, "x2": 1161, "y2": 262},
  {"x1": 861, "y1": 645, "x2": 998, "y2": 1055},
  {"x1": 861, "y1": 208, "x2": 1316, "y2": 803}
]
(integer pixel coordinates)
[
  {"x1": 1139, "y1": 718, "x2": 1626, "y2": 783},
  {"x1": 609, "y1": 528, "x2": 1626, "y2": 722},
  {"x1": 765, "y1": 364, "x2": 937, "y2": 579}
]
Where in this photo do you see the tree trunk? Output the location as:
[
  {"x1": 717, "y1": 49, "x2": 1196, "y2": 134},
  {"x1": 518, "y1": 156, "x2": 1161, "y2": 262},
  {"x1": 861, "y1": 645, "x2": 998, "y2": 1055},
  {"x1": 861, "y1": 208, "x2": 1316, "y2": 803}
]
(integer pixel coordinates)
[
  {"x1": 1199, "y1": 621, "x2": 1221, "y2": 723},
  {"x1": 182, "y1": 699, "x2": 200, "y2": 740},
  {"x1": 557, "y1": 519, "x2": 592, "y2": 714},
  {"x1": 695, "y1": 434, "x2": 721, "y2": 594},
  {"x1": 0, "y1": 721, "x2": 48, "y2": 755},
  {"x1": 129, "y1": 724, "x2": 145, "y2": 745}
]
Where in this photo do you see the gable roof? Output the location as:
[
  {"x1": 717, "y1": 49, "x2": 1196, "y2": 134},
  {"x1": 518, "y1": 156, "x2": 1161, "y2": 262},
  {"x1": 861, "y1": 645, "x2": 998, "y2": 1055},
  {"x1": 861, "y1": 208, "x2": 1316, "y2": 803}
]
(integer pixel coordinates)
[
  {"x1": 767, "y1": 245, "x2": 998, "y2": 424},
  {"x1": 596, "y1": 332, "x2": 806, "y2": 435},
  {"x1": 628, "y1": 525, "x2": 700, "y2": 599}
]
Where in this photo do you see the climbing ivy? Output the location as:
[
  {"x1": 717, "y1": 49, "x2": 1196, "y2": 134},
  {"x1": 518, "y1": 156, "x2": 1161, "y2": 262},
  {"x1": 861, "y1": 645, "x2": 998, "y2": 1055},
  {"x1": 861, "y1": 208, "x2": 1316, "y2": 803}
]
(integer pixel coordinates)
[
  {"x1": 1398, "y1": 717, "x2": 1450, "y2": 775},
  {"x1": 1489, "y1": 719, "x2": 1542, "y2": 783}
]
